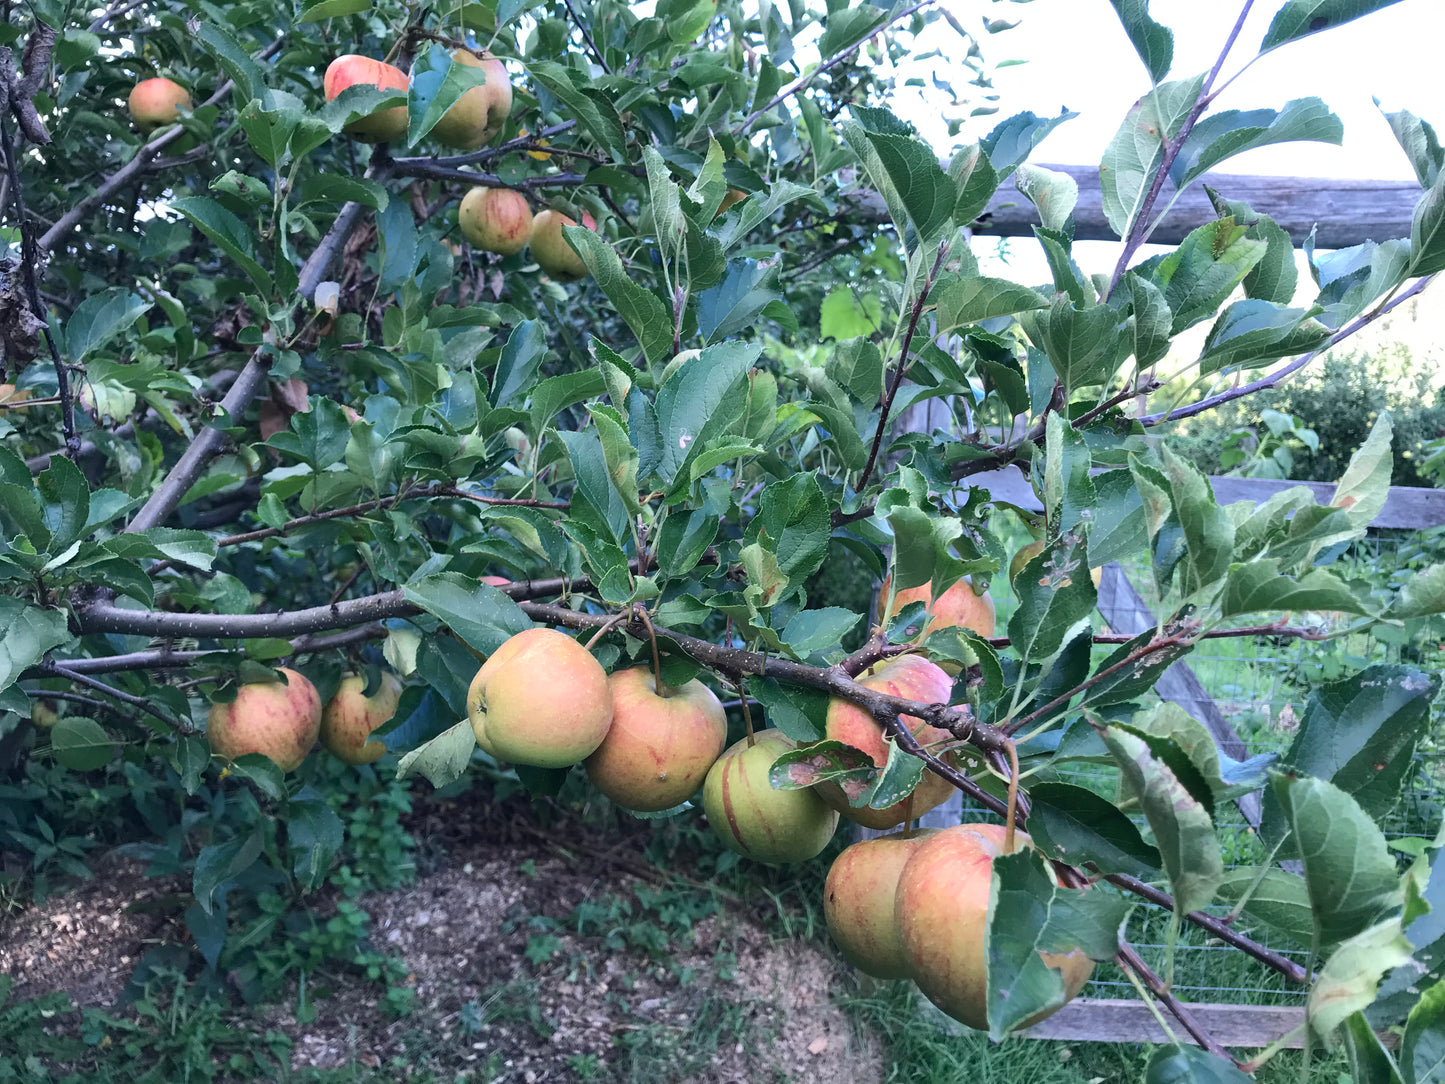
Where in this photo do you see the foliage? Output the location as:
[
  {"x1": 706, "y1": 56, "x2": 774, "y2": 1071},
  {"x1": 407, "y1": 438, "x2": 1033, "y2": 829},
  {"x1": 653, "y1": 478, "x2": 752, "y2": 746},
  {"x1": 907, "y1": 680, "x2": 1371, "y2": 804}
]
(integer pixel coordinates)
[{"x1": 3, "y1": 0, "x2": 1445, "y2": 1077}]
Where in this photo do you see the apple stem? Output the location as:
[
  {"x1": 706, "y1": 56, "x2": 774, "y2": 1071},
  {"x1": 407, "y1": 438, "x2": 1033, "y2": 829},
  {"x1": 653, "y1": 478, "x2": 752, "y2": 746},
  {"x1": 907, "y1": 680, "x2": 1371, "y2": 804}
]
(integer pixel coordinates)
[
  {"x1": 634, "y1": 605, "x2": 666, "y2": 698},
  {"x1": 582, "y1": 610, "x2": 630, "y2": 650},
  {"x1": 736, "y1": 678, "x2": 756, "y2": 747},
  {"x1": 1003, "y1": 739, "x2": 1020, "y2": 854}
]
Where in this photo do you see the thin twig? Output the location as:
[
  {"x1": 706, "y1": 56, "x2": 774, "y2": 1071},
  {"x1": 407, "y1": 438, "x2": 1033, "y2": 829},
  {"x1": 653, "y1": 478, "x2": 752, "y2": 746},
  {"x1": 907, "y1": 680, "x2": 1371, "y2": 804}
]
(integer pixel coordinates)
[
  {"x1": 561, "y1": 0, "x2": 612, "y2": 74},
  {"x1": 1117, "y1": 943, "x2": 1240, "y2": 1063},
  {"x1": 45, "y1": 662, "x2": 195, "y2": 734}
]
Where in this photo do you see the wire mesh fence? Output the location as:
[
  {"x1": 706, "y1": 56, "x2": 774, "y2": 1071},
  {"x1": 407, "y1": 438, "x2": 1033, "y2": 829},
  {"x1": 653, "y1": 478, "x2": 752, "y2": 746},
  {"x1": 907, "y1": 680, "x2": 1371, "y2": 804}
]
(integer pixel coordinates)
[{"x1": 979, "y1": 524, "x2": 1445, "y2": 1009}]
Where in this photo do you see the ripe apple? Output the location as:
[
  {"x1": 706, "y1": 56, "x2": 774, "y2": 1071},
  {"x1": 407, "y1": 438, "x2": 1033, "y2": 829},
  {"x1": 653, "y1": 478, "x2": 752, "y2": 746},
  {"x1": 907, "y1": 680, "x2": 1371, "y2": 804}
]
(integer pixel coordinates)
[
  {"x1": 320, "y1": 672, "x2": 403, "y2": 765},
  {"x1": 430, "y1": 50, "x2": 512, "y2": 149},
  {"x1": 323, "y1": 55, "x2": 409, "y2": 143},
  {"x1": 818, "y1": 654, "x2": 957, "y2": 830},
  {"x1": 459, "y1": 187, "x2": 532, "y2": 255},
  {"x1": 879, "y1": 574, "x2": 997, "y2": 640},
  {"x1": 895, "y1": 823, "x2": 1094, "y2": 1031},
  {"x1": 824, "y1": 829, "x2": 938, "y2": 979},
  {"x1": 467, "y1": 627, "x2": 612, "y2": 767},
  {"x1": 482, "y1": 575, "x2": 511, "y2": 587},
  {"x1": 207, "y1": 667, "x2": 323, "y2": 772},
  {"x1": 128, "y1": 78, "x2": 192, "y2": 129},
  {"x1": 585, "y1": 668, "x2": 727, "y2": 812},
  {"x1": 0, "y1": 384, "x2": 32, "y2": 414},
  {"x1": 530, "y1": 208, "x2": 597, "y2": 281},
  {"x1": 702, "y1": 730, "x2": 839, "y2": 864},
  {"x1": 1010, "y1": 540, "x2": 1103, "y2": 589}
]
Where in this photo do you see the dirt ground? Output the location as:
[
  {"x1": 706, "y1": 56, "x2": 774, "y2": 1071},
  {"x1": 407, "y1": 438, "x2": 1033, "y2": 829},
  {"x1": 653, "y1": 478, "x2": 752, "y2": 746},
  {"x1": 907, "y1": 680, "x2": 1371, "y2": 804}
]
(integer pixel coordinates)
[{"x1": 0, "y1": 787, "x2": 883, "y2": 1083}]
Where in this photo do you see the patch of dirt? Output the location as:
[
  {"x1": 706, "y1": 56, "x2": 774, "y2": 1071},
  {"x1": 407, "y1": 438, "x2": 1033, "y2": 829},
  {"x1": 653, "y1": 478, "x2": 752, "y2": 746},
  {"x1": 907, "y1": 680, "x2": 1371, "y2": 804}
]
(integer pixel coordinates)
[
  {"x1": 0, "y1": 851, "x2": 185, "y2": 1006},
  {"x1": 1, "y1": 790, "x2": 884, "y2": 1083}
]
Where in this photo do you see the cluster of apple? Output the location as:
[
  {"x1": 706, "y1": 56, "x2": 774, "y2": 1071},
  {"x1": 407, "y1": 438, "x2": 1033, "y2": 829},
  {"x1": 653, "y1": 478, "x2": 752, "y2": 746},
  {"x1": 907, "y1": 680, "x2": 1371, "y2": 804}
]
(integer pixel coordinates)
[{"x1": 206, "y1": 666, "x2": 402, "y2": 771}]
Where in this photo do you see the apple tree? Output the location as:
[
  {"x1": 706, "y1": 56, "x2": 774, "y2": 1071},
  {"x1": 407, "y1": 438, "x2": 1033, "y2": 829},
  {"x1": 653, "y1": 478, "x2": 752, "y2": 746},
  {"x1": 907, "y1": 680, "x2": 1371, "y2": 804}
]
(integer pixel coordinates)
[{"x1": 2, "y1": 0, "x2": 1445, "y2": 1075}]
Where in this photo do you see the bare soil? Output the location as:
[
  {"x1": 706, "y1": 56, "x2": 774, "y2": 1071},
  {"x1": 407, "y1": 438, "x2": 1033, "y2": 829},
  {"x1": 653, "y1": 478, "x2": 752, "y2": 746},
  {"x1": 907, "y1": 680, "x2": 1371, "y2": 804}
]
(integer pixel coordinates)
[{"x1": 0, "y1": 786, "x2": 883, "y2": 1083}]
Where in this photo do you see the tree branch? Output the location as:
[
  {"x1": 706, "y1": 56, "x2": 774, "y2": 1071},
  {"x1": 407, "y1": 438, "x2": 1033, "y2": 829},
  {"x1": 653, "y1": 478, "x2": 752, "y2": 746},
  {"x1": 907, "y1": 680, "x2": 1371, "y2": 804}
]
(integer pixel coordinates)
[
  {"x1": 388, "y1": 121, "x2": 580, "y2": 170},
  {"x1": 1117, "y1": 942, "x2": 1240, "y2": 1063},
  {"x1": 561, "y1": 0, "x2": 612, "y2": 74},
  {"x1": 43, "y1": 661, "x2": 194, "y2": 734},
  {"x1": 1140, "y1": 275, "x2": 1434, "y2": 426}
]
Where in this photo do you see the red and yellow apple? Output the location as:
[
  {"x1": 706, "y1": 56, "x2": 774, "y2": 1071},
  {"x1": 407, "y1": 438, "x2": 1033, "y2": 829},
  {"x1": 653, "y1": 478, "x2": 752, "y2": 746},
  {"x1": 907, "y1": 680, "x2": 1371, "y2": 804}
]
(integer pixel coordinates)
[
  {"x1": 818, "y1": 654, "x2": 957, "y2": 830},
  {"x1": 320, "y1": 672, "x2": 403, "y2": 765},
  {"x1": 586, "y1": 668, "x2": 727, "y2": 811},
  {"x1": 430, "y1": 50, "x2": 512, "y2": 149},
  {"x1": 207, "y1": 667, "x2": 323, "y2": 772},
  {"x1": 128, "y1": 78, "x2": 192, "y2": 129},
  {"x1": 702, "y1": 730, "x2": 839, "y2": 864},
  {"x1": 824, "y1": 829, "x2": 938, "y2": 978},
  {"x1": 323, "y1": 55, "x2": 409, "y2": 143},
  {"x1": 459, "y1": 187, "x2": 532, "y2": 255},
  {"x1": 879, "y1": 574, "x2": 996, "y2": 640},
  {"x1": 467, "y1": 627, "x2": 612, "y2": 767},
  {"x1": 895, "y1": 823, "x2": 1094, "y2": 1031},
  {"x1": 530, "y1": 208, "x2": 596, "y2": 281},
  {"x1": 715, "y1": 188, "x2": 747, "y2": 217}
]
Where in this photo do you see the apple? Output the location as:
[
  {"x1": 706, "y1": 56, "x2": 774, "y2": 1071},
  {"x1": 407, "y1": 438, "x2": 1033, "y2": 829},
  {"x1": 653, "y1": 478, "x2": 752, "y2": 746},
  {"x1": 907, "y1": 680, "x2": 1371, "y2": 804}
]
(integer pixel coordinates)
[
  {"x1": 323, "y1": 55, "x2": 409, "y2": 143},
  {"x1": 320, "y1": 672, "x2": 403, "y2": 765},
  {"x1": 30, "y1": 699, "x2": 59, "y2": 729},
  {"x1": 818, "y1": 654, "x2": 957, "y2": 830},
  {"x1": 128, "y1": 78, "x2": 192, "y2": 129},
  {"x1": 824, "y1": 828, "x2": 938, "y2": 979},
  {"x1": 482, "y1": 575, "x2": 511, "y2": 587},
  {"x1": 207, "y1": 667, "x2": 323, "y2": 772},
  {"x1": 585, "y1": 667, "x2": 727, "y2": 812},
  {"x1": 895, "y1": 823, "x2": 1094, "y2": 1031},
  {"x1": 715, "y1": 188, "x2": 747, "y2": 216},
  {"x1": 467, "y1": 627, "x2": 612, "y2": 767},
  {"x1": 430, "y1": 50, "x2": 512, "y2": 149},
  {"x1": 1010, "y1": 540, "x2": 1104, "y2": 589},
  {"x1": 0, "y1": 384, "x2": 32, "y2": 414},
  {"x1": 702, "y1": 730, "x2": 839, "y2": 864},
  {"x1": 530, "y1": 208, "x2": 597, "y2": 281},
  {"x1": 879, "y1": 574, "x2": 996, "y2": 640},
  {"x1": 459, "y1": 187, "x2": 532, "y2": 255}
]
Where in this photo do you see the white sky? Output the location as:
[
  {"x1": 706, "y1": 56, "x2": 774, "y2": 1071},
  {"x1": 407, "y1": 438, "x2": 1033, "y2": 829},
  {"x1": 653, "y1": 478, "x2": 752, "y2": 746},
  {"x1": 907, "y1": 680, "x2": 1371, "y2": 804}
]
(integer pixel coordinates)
[{"x1": 906, "y1": 0, "x2": 1445, "y2": 180}]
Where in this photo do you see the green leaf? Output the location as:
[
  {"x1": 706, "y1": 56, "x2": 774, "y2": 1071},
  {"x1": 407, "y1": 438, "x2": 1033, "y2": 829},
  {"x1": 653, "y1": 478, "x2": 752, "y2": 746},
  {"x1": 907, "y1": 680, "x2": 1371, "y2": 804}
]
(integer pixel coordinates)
[
  {"x1": 1107, "y1": 0, "x2": 1173, "y2": 82},
  {"x1": 1099, "y1": 724, "x2": 1223, "y2": 916},
  {"x1": 1261, "y1": 0, "x2": 1407, "y2": 51},
  {"x1": 1208, "y1": 193, "x2": 1299, "y2": 305},
  {"x1": 1310, "y1": 917, "x2": 1414, "y2": 1043},
  {"x1": 1144, "y1": 1045, "x2": 1255, "y2": 1084},
  {"x1": 827, "y1": 339, "x2": 884, "y2": 404},
  {"x1": 1221, "y1": 560, "x2": 1373, "y2": 617},
  {"x1": 856, "y1": 124, "x2": 956, "y2": 240},
  {"x1": 1330, "y1": 414, "x2": 1394, "y2": 534},
  {"x1": 1099, "y1": 75, "x2": 1205, "y2": 239},
  {"x1": 1015, "y1": 165, "x2": 1078, "y2": 233},
  {"x1": 402, "y1": 574, "x2": 534, "y2": 657},
  {"x1": 986, "y1": 849, "x2": 1128, "y2": 1039},
  {"x1": 1173, "y1": 98, "x2": 1343, "y2": 188},
  {"x1": 749, "y1": 473, "x2": 830, "y2": 582},
  {"x1": 557, "y1": 428, "x2": 630, "y2": 542},
  {"x1": 1197, "y1": 300, "x2": 1330, "y2": 375},
  {"x1": 51, "y1": 717, "x2": 112, "y2": 770},
  {"x1": 697, "y1": 259, "x2": 785, "y2": 343},
  {"x1": 1344, "y1": 1011, "x2": 1404, "y2": 1084},
  {"x1": 1042, "y1": 412, "x2": 1094, "y2": 536},
  {"x1": 1007, "y1": 529, "x2": 1096, "y2": 664},
  {"x1": 286, "y1": 794, "x2": 345, "y2": 892},
  {"x1": 563, "y1": 228, "x2": 673, "y2": 366},
  {"x1": 103, "y1": 528, "x2": 218, "y2": 572},
  {"x1": 0, "y1": 598, "x2": 70, "y2": 694},
  {"x1": 297, "y1": 0, "x2": 371, "y2": 22},
  {"x1": 64, "y1": 289, "x2": 151, "y2": 364},
  {"x1": 1268, "y1": 664, "x2": 1440, "y2": 826},
  {"x1": 1078, "y1": 630, "x2": 1194, "y2": 712},
  {"x1": 396, "y1": 718, "x2": 478, "y2": 788},
  {"x1": 1160, "y1": 444, "x2": 1234, "y2": 596},
  {"x1": 193, "y1": 829, "x2": 264, "y2": 914},
  {"x1": 1026, "y1": 781, "x2": 1162, "y2": 878},
  {"x1": 654, "y1": 341, "x2": 759, "y2": 486},
  {"x1": 1147, "y1": 216, "x2": 1269, "y2": 333},
  {"x1": 171, "y1": 197, "x2": 273, "y2": 297},
  {"x1": 655, "y1": 508, "x2": 717, "y2": 577},
  {"x1": 950, "y1": 143, "x2": 1000, "y2": 223},
  {"x1": 1272, "y1": 772, "x2": 1403, "y2": 948},
  {"x1": 195, "y1": 20, "x2": 265, "y2": 103},
  {"x1": 1384, "y1": 107, "x2": 1443, "y2": 189},
  {"x1": 780, "y1": 607, "x2": 860, "y2": 658},
  {"x1": 1088, "y1": 468, "x2": 1150, "y2": 567},
  {"x1": 1216, "y1": 867, "x2": 1316, "y2": 948},
  {"x1": 819, "y1": 287, "x2": 883, "y2": 341},
  {"x1": 1126, "y1": 702, "x2": 1275, "y2": 807},
  {"x1": 817, "y1": 3, "x2": 886, "y2": 57},
  {"x1": 935, "y1": 277, "x2": 1049, "y2": 334},
  {"x1": 1022, "y1": 295, "x2": 1128, "y2": 390},
  {"x1": 1391, "y1": 563, "x2": 1445, "y2": 620},
  {"x1": 407, "y1": 44, "x2": 491, "y2": 145},
  {"x1": 1402, "y1": 978, "x2": 1445, "y2": 1083},
  {"x1": 491, "y1": 320, "x2": 547, "y2": 409},
  {"x1": 525, "y1": 60, "x2": 625, "y2": 156},
  {"x1": 747, "y1": 676, "x2": 828, "y2": 744},
  {"x1": 238, "y1": 98, "x2": 299, "y2": 167},
  {"x1": 981, "y1": 110, "x2": 1078, "y2": 180},
  {"x1": 35, "y1": 455, "x2": 90, "y2": 552}
]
